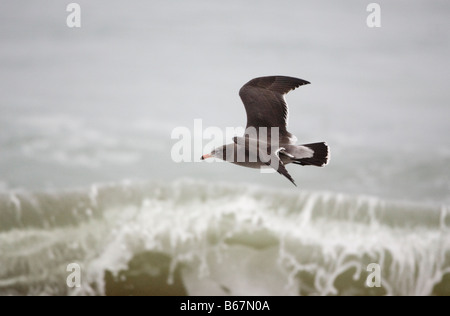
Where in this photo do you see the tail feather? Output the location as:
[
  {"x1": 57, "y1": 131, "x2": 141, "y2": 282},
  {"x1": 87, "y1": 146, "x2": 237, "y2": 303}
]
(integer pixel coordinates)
[{"x1": 294, "y1": 142, "x2": 329, "y2": 167}]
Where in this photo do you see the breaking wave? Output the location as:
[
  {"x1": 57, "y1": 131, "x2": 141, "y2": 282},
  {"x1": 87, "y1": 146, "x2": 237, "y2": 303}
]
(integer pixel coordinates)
[{"x1": 0, "y1": 179, "x2": 449, "y2": 296}]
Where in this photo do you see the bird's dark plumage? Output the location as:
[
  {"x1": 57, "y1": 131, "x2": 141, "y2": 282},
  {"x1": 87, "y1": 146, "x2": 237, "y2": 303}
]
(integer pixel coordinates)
[
  {"x1": 239, "y1": 76, "x2": 310, "y2": 145},
  {"x1": 201, "y1": 75, "x2": 328, "y2": 186}
]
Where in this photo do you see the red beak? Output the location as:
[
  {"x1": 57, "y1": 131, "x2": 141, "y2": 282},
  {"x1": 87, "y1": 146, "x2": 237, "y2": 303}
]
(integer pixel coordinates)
[{"x1": 201, "y1": 154, "x2": 212, "y2": 160}]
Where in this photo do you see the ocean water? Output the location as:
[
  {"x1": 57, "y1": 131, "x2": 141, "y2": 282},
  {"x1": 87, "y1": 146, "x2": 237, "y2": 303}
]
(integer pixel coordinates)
[
  {"x1": 0, "y1": 0, "x2": 449, "y2": 296},
  {"x1": 0, "y1": 180, "x2": 449, "y2": 296}
]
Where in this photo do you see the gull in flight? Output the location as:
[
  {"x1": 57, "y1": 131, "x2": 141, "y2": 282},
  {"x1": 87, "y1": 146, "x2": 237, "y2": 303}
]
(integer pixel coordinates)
[{"x1": 201, "y1": 76, "x2": 329, "y2": 186}]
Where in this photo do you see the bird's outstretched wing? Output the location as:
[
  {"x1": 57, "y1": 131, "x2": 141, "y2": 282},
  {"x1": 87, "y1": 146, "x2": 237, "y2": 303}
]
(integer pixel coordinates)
[
  {"x1": 265, "y1": 150, "x2": 297, "y2": 186},
  {"x1": 233, "y1": 136, "x2": 296, "y2": 186},
  {"x1": 239, "y1": 76, "x2": 310, "y2": 145}
]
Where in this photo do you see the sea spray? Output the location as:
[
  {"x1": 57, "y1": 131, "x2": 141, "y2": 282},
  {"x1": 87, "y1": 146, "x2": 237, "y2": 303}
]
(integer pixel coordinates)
[{"x1": 0, "y1": 179, "x2": 449, "y2": 295}]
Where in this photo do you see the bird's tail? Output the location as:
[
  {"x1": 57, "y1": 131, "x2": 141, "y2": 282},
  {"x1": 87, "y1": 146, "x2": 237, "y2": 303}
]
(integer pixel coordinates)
[{"x1": 292, "y1": 142, "x2": 329, "y2": 167}]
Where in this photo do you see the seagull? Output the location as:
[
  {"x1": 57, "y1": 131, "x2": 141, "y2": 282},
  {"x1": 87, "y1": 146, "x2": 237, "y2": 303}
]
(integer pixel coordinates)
[{"x1": 201, "y1": 76, "x2": 329, "y2": 186}]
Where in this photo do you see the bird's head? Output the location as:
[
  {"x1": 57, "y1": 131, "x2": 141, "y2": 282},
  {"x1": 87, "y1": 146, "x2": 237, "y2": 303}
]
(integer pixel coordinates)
[{"x1": 201, "y1": 145, "x2": 227, "y2": 161}]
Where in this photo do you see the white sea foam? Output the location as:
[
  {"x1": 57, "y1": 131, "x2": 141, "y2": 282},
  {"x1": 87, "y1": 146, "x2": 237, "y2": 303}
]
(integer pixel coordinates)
[{"x1": 0, "y1": 180, "x2": 448, "y2": 296}]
